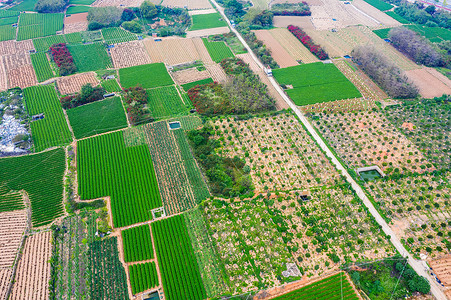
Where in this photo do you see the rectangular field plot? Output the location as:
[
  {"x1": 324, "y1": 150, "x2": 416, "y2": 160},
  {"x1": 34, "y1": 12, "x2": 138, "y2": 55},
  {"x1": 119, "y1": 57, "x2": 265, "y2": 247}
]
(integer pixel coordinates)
[
  {"x1": 67, "y1": 97, "x2": 127, "y2": 139},
  {"x1": 68, "y1": 42, "x2": 112, "y2": 72},
  {"x1": 128, "y1": 262, "x2": 158, "y2": 294},
  {"x1": 142, "y1": 120, "x2": 209, "y2": 214},
  {"x1": 121, "y1": 224, "x2": 153, "y2": 262},
  {"x1": 17, "y1": 13, "x2": 64, "y2": 41},
  {"x1": 202, "y1": 38, "x2": 233, "y2": 63},
  {"x1": 0, "y1": 148, "x2": 65, "y2": 227},
  {"x1": 272, "y1": 272, "x2": 359, "y2": 300},
  {"x1": 0, "y1": 25, "x2": 16, "y2": 42},
  {"x1": 66, "y1": 5, "x2": 91, "y2": 14},
  {"x1": 30, "y1": 52, "x2": 54, "y2": 82},
  {"x1": 24, "y1": 85, "x2": 72, "y2": 152},
  {"x1": 190, "y1": 13, "x2": 227, "y2": 31},
  {"x1": 273, "y1": 62, "x2": 361, "y2": 105},
  {"x1": 0, "y1": 186, "x2": 24, "y2": 213},
  {"x1": 152, "y1": 215, "x2": 206, "y2": 300},
  {"x1": 33, "y1": 34, "x2": 66, "y2": 52},
  {"x1": 385, "y1": 11, "x2": 410, "y2": 24},
  {"x1": 119, "y1": 63, "x2": 174, "y2": 89},
  {"x1": 101, "y1": 27, "x2": 136, "y2": 44},
  {"x1": 101, "y1": 78, "x2": 121, "y2": 92},
  {"x1": 147, "y1": 86, "x2": 189, "y2": 119},
  {"x1": 77, "y1": 131, "x2": 162, "y2": 227},
  {"x1": 363, "y1": 0, "x2": 393, "y2": 11},
  {"x1": 8, "y1": 0, "x2": 37, "y2": 11}
]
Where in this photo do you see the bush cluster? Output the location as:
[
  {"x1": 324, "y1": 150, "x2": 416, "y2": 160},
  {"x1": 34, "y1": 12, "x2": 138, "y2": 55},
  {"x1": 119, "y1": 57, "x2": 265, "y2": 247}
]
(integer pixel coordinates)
[
  {"x1": 352, "y1": 45, "x2": 418, "y2": 99},
  {"x1": 49, "y1": 43, "x2": 76, "y2": 76},
  {"x1": 393, "y1": 2, "x2": 450, "y2": 29},
  {"x1": 88, "y1": 6, "x2": 123, "y2": 30},
  {"x1": 389, "y1": 27, "x2": 443, "y2": 67},
  {"x1": 35, "y1": 0, "x2": 68, "y2": 12},
  {"x1": 288, "y1": 25, "x2": 328, "y2": 60},
  {"x1": 123, "y1": 85, "x2": 152, "y2": 125},
  {"x1": 272, "y1": 1, "x2": 311, "y2": 16},
  {"x1": 60, "y1": 84, "x2": 106, "y2": 109}
]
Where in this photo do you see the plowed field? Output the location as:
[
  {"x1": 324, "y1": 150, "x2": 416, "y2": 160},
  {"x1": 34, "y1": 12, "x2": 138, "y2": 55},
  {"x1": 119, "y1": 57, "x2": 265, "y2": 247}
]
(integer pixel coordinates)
[
  {"x1": 110, "y1": 40, "x2": 151, "y2": 69},
  {"x1": 253, "y1": 30, "x2": 298, "y2": 68},
  {"x1": 57, "y1": 72, "x2": 100, "y2": 95}
]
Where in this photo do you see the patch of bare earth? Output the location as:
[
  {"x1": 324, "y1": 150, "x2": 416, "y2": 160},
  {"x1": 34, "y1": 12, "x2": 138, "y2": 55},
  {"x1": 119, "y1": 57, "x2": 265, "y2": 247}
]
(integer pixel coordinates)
[
  {"x1": 186, "y1": 27, "x2": 230, "y2": 38},
  {"x1": 405, "y1": 67, "x2": 451, "y2": 98},
  {"x1": 352, "y1": 0, "x2": 401, "y2": 27},
  {"x1": 172, "y1": 68, "x2": 210, "y2": 85},
  {"x1": 143, "y1": 37, "x2": 201, "y2": 66},
  {"x1": 273, "y1": 16, "x2": 314, "y2": 29},
  {"x1": 57, "y1": 72, "x2": 100, "y2": 95},
  {"x1": 429, "y1": 255, "x2": 451, "y2": 286},
  {"x1": 253, "y1": 30, "x2": 298, "y2": 68},
  {"x1": 161, "y1": 0, "x2": 212, "y2": 9},
  {"x1": 64, "y1": 13, "x2": 88, "y2": 34},
  {"x1": 269, "y1": 28, "x2": 318, "y2": 63},
  {"x1": 110, "y1": 40, "x2": 151, "y2": 69}
]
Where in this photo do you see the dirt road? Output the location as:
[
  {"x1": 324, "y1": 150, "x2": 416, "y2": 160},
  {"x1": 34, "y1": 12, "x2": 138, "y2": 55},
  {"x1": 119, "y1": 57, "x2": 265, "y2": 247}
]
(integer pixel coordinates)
[{"x1": 211, "y1": 1, "x2": 447, "y2": 298}]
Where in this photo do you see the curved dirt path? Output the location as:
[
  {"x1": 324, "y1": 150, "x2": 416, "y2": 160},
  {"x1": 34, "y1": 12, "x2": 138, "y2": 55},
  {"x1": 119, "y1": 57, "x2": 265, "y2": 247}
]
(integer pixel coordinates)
[{"x1": 210, "y1": 1, "x2": 447, "y2": 298}]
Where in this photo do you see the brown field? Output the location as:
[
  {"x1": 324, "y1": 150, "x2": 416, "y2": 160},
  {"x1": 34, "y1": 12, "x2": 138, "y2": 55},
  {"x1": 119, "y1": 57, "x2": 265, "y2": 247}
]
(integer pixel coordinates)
[
  {"x1": 188, "y1": 8, "x2": 216, "y2": 15},
  {"x1": 271, "y1": 0, "x2": 322, "y2": 5},
  {"x1": 57, "y1": 72, "x2": 99, "y2": 95},
  {"x1": 8, "y1": 65, "x2": 38, "y2": 89},
  {"x1": 192, "y1": 37, "x2": 214, "y2": 64},
  {"x1": 0, "y1": 268, "x2": 13, "y2": 300},
  {"x1": 0, "y1": 40, "x2": 33, "y2": 56},
  {"x1": 405, "y1": 67, "x2": 451, "y2": 98},
  {"x1": 143, "y1": 37, "x2": 201, "y2": 66},
  {"x1": 10, "y1": 231, "x2": 52, "y2": 300},
  {"x1": 273, "y1": 16, "x2": 314, "y2": 29},
  {"x1": 0, "y1": 61, "x2": 7, "y2": 92},
  {"x1": 172, "y1": 67, "x2": 210, "y2": 85},
  {"x1": 0, "y1": 210, "x2": 28, "y2": 269},
  {"x1": 204, "y1": 63, "x2": 228, "y2": 83},
  {"x1": 110, "y1": 40, "x2": 151, "y2": 69},
  {"x1": 254, "y1": 30, "x2": 298, "y2": 68},
  {"x1": 301, "y1": 97, "x2": 376, "y2": 114},
  {"x1": 64, "y1": 13, "x2": 88, "y2": 34},
  {"x1": 91, "y1": 0, "x2": 143, "y2": 6},
  {"x1": 430, "y1": 255, "x2": 451, "y2": 286},
  {"x1": 237, "y1": 53, "x2": 288, "y2": 110},
  {"x1": 161, "y1": 0, "x2": 213, "y2": 10},
  {"x1": 2, "y1": 53, "x2": 31, "y2": 71},
  {"x1": 186, "y1": 27, "x2": 230, "y2": 38},
  {"x1": 269, "y1": 28, "x2": 318, "y2": 63},
  {"x1": 352, "y1": 0, "x2": 401, "y2": 27}
]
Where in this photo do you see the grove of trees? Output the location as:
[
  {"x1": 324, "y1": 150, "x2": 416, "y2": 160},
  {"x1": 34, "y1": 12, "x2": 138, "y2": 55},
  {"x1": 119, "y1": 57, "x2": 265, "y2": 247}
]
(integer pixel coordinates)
[{"x1": 35, "y1": 0, "x2": 68, "y2": 12}]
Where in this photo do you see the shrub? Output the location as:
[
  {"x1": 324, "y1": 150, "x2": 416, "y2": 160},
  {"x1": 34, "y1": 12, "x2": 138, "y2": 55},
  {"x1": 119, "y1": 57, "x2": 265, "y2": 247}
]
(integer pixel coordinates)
[
  {"x1": 123, "y1": 85, "x2": 152, "y2": 125},
  {"x1": 87, "y1": 7, "x2": 123, "y2": 29},
  {"x1": 288, "y1": 25, "x2": 328, "y2": 60},
  {"x1": 121, "y1": 8, "x2": 135, "y2": 21},
  {"x1": 35, "y1": 0, "x2": 68, "y2": 12},
  {"x1": 60, "y1": 84, "x2": 105, "y2": 109},
  {"x1": 49, "y1": 43, "x2": 76, "y2": 76},
  {"x1": 122, "y1": 20, "x2": 142, "y2": 33}
]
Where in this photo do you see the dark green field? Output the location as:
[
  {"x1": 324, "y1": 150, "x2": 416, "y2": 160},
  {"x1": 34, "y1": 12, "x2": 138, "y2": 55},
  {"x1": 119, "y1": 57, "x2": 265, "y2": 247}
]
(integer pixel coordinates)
[{"x1": 119, "y1": 63, "x2": 174, "y2": 89}]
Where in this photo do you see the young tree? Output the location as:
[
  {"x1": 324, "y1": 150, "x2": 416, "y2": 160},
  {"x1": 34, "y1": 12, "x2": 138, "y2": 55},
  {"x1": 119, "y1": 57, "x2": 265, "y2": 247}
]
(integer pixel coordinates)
[{"x1": 140, "y1": 0, "x2": 158, "y2": 18}]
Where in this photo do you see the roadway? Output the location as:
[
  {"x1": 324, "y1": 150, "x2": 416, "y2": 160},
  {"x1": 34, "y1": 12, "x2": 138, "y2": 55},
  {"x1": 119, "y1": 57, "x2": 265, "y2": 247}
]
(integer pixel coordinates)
[{"x1": 210, "y1": 1, "x2": 447, "y2": 298}]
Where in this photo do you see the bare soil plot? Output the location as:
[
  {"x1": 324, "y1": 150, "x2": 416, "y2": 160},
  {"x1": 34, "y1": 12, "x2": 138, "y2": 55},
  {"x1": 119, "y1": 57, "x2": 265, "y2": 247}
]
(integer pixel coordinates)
[
  {"x1": 10, "y1": 231, "x2": 52, "y2": 300},
  {"x1": 0, "y1": 268, "x2": 13, "y2": 300},
  {"x1": 300, "y1": 97, "x2": 376, "y2": 114},
  {"x1": 143, "y1": 37, "x2": 201, "y2": 66},
  {"x1": 352, "y1": 0, "x2": 401, "y2": 27},
  {"x1": 405, "y1": 67, "x2": 451, "y2": 98},
  {"x1": 110, "y1": 40, "x2": 151, "y2": 69},
  {"x1": 0, "y1": 61, "x2": 7, "y2": 92},
  {"x1": 237, "y1": 53, "x2": 288, "y2": 110},
  {"x1": 273, "y1": 16, "x2": 314, "y2": 29},
  {"x1": 161, "y1": 0, "x2": 212, "y2": 9},
  {"x1": 0, "y1": 40, "x2": 34, "y2": 56},
  {"x1": 269, "y1": 28, "x2": 318, "y2": 63},
  {"x1": 271, "y1": 0, "x2": 322, "y2": 5},
  {"x1": 2, "y1": 53, "x2": 31, "y2": 71},
  {"x1": 192, "y1": 37, "x2": 214, "y2": 64},
  {"x1": 91, "y1": 0, "x2": 143, "y2": 6},
  {"x1": 430, "y1": 256, "x2": 451, "y2": 285},
  {"x1": 172, "y1": 68, "x2": 210, "y2": 85},
  {"x1": 186, "y1": 27, "x2": 230, "y2": 38},
  {"x1": 7, "y1": 64, "x2": 37, "y2": 89},
  {"x1": 204, "y1": 63, "x2": 228, "y2": 83},
  {"x1": 188, "y1": 9, "x2": 216, "y2": 15},
  {"x1": 253, "y1": 30, "x2": 298, "y2": 68},
  {"x1": 0, "y1": 210, "x2": 28, "y2": 269},
  {"x1": 57, "y1": 72, "x2": 99, "y2": 95},
  {"x1": 63, "y1": 13, "x2": 88, "y2": 34}
]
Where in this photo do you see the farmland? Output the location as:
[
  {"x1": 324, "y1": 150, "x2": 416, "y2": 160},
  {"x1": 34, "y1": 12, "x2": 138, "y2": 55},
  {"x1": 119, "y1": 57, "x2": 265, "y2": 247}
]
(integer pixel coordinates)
[
  {"x1": 0, "y1": 148, "x2": 65, "y2": 227},
  {"x1": 77, "y1": 130, "x2": 162, "y2": 227},
  {"x1": 202, "y1": 38, "x2": 234, "y2": 63},
  {"x1": 30, "y1": 53, "x2": 54, "y2": 82},
  {"x1": 68, "y1": 43, "x2": 112, "y2": 72},
  {"x1": 147, "y1": 86, "x2": 189, "y2": 119},
  {"x1": 128, "y1": 262, "x2": 159, "y2": 294},
  {"x1": 363, "y1": 0, "x2": 392, "y2": 11},
  {"x1": 110, "y1": 40, "x2": 151, "y2": 69},
  {"x1": 152, "y1": 215, "x2": 206, "y2": 300},
  {"x1": 24, "y1": 85, "x2": 72, "y2": 152},
  {"x1": 66, "y1": 5, "x2": 91, "y2": 14},
  {"x1": 102, "y1": 27, "x2": 137, "y2": 44},
  {"x1": 0, "y1": 25, "x2": 16, "y2": 42},
  {"x1": 101, "y1": 78, "x2": 121, "y2": 92},
  {"x1": 0, "y1": 210, "x2": 28, "y2": 268},
  {"x1": 56, "y1": 72, "x2": 99, "y2": 95},
  {"x1": 67, "y1": 97, "x2": 127, "y2": 139},
  {"x1": 190, "y1": 13, "x2": 227, "y2": 31},
  {"x1": 119, "y1": 63, "x2": 174, "y2": 89},
  {"x1": 121, "y1": 224, "x2": 154, "y2": 262},
  {"x1": 273, "y1": 63, "x2": 362, "y2": 105},
  {"x1": 17, "y1": 13, "x2": 64, "y2": 41},
  {"x1": 181, "y1": 78, "x2": 213, "y2": 91}
]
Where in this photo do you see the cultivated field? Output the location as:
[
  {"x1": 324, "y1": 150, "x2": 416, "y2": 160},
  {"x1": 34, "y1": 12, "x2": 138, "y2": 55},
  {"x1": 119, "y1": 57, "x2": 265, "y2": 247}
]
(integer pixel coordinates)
[
  {"x1": 30, "y1": 52, "x2": 54, "y2": 82},
  {"x1": 63, "y1": 12, "x2": 88, "y2": 34},
  {"x1": 269, "y1": 28, "x2": 319, "y2": 64},
  {"x1": 143, "y1": 37, "x2": 201, "y2": 66},
  {"x1": 186, "y1": 27, "x2": 230, "y2": 38},
  {"x1": 0, "y1": 210, "x2": 28, "y2": 268},
  {"x1": 352, "y1": 0, "x2": 401, "y2": 27},
  {"x1": 172, "y1": 67, "x2": 211, "y2": 85},
  {"x1": 273, "y1": 16, "x2": 315, "y2": 29},
  {"x1": 253, "y1": 30, "x2": 298, "y2": 68},
  {"x1": 56, "y1": 72, "x2": 99, "y2": 95},
  {"x1": 10, "y1": 231, "x2": 52, "y2": 300},
  {"x1": 430, "y1": 255, "x2": 451, "y2": 286},
  {"x1": 91, "y1": 0, "x2": 143, "y2": 6},
  {"x1": 161, "y1": 0, "x2": 212, "y2": 10},
  {"x1": 7, "y1": 64, "x2": 37, "y2": 89},
  {"x1": 119, "y1": 63, "x2": 174, "y2": 89},
  {"x1": 68, "y1": 43, "x2": 112, "y2": 72},
  {"x1": 110, "y1": 40, "x2": 151, "y2": 69},
  {"x1": 405, "y1": 67, "x2": 451, "y2": 99},
  {"x1": 0, "y1": 269, "x2": 12, "y2": 300}
]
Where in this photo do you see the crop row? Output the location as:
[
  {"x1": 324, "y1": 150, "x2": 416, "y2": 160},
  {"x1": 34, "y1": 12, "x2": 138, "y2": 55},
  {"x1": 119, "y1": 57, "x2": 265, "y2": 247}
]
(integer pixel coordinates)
[
  {"x1": 202, "y1": 38, "x2": 233, "y2": 63},
  {"x1": 0, "y1": 186, "x2": 24, "y2": 213},
  {"x1": 102, "y1": 27, "x2": 137, "y2": 44},
  {"x1": 147, "y1": 86, "x2": 188, "y2": 120},
  {"x1": 17, "y1": 13, "x2": 64, "y2": 40},
  {"x1": 122, "y1": 224, "x2": 154, "y2": 262},
  {"x1": 30, "y1": 52, "x2": 54, "y2": 82},
  {"x1": 128, "y1": 262, "x2": 158, "y2": 294},
  {"x1": 77, "y1": 131, "x2": 162, "y2": 227},
  {"x1": 152, "y1": 215, "x2": 206, "y2": 300}
]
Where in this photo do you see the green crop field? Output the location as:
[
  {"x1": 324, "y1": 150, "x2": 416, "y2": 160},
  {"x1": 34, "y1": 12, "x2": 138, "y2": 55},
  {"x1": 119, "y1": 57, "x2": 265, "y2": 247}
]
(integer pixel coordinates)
[
  {"x1": 147, "y1": 86, "x2": 189, "y2": 119},
  {"x1": 69, "y1": 0, "x2": 95, "y2": 5},
  {"x1": 33, "y1": 34, "x2": 65, "y2": 52},
  {"x1": 0, "y1": 186, "x2": 24, "y2": 212},
  {"x1": 68, "y1": 43, "x2": 112, "y2": 72},
  {"x1": 0, "y1": 25, "x2": 16, "y2": 42},
  {"x1": 363, "y1": 0, "x2": 392, "y2": 11},
  {"x1": 102, "y1": 27, "x2": 136, "y2": 44},
  {"x1": 202, "y1": 38, "x2": 234, "y2": 63},
  {"x1": 0, "y1": 10, "x2": 20, "y2": 18},
  {"x1": 66, "y1": 5, "x2": 90, "y2": 14},
  {"x1": 190, "y1": 13, "x2": 227, "y2": 31},
  {"x1": 385, "y1": 11, "x2": 410, "y2": 24},
  {"x1": 89, "y1": 237, "x2": 128, "y2": 299},
  {"x1": 181, "y1": 78, "x2": 213, "y2": 91},
  {"x1": 272, "y1": 272, "x2": 359, "y2": 300},
  {"x1": 67, "y1": 97, "x2": 127, "y2": 139},
  {"x1": 0, "y1": 16, "x2": 18, "y2": 26},
  {"x1": 122, "y1": 225, "x2": 154, "y2": 262},
  {"x1": 77, "y1": 130, "x2": 162, "y2": 227},
  {"x1": 272, "y1": 62, "x2": 362, "y2": 105},
  {"x1": 152, "y1": 215, "x2": 206, "y2": 300},
  {"x1": 31, "y1": 52, "x2": 54, "y2": 82},
  {"x1": 119, "y1": 63, "x2": 174, "y2": 89},
  {"x1": 17, "y1": 13, "x2": 64, "y2": 40},
  {"x1": 81, "y1": 30, "x2": 102, "y2": 43},
  {"x1": 101, "y1": 79, "x2": 121, "y2": 92},
  {"x1": 128, "y1": 262, "x2": 158, "y2": 294},
  {"x1": 0, "y1": 148, "x2": 65, "y2": 227},
  {"x1": 8, "y1": 0, "x2": 37, "y2": 11},
  {"x1": 64, "y1": 32, "x2": 82, "y2": 44},
  {"x1": 24, "y1": 85, "x2": 72, "y2": 152}
]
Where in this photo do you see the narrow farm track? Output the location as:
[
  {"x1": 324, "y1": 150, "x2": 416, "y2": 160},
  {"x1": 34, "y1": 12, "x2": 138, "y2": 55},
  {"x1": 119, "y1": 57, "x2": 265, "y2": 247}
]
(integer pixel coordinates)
[{"x1": 211, "y1": 1, "x2": 447, "y2": 299}]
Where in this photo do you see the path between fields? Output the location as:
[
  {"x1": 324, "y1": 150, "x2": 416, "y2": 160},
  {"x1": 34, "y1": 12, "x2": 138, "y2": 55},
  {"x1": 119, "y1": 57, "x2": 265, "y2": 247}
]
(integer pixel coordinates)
[{"x1": 210, "y1": 1, "x2": 447, "y2": 298}]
